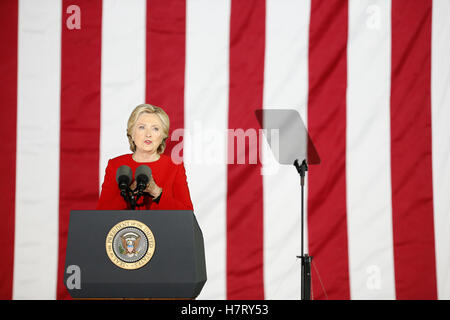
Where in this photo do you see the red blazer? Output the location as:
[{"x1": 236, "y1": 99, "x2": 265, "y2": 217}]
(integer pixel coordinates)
[{"x1": 96, "y1": 154, "x2": 193, "y2": 211}]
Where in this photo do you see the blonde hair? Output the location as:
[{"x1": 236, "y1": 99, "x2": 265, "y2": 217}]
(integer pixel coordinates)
[{"x1": 127, "y1": 104, "x2": 170, "y2": 154}]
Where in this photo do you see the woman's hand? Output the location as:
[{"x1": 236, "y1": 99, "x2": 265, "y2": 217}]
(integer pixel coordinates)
[
  {"x1": 130, "y1": 177, "x2": 162, "y2": 199},
  {"x1": 145, "y1": 177, "x2": 162, "y2": 198}
]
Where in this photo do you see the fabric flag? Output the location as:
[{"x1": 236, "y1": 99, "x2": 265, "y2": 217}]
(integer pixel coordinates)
[{"x1": 0, "y1": 0, "x2": 449, "y2": 300}]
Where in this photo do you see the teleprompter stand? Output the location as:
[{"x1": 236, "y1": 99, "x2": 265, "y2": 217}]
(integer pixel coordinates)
[
  {"x1": 255, "y1": 108, "x2": 320, "y2": 300},
  {"x1": 294, "y1": 159, "x2": 312, "y2": 300}
]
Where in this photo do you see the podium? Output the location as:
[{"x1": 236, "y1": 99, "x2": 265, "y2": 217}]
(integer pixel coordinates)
[{"x1": 64, "y1": 210, "x2": 207, "y2": 299}]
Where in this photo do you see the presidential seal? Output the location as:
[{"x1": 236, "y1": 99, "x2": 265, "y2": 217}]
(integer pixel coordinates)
[{"x1": 105, "y1": 220, "x2": 155, "y2": 270}]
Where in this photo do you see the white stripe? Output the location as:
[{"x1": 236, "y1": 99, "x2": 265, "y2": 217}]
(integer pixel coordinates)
[
  {"x1": 432, "y1": 0, "x2": 450, "y2": 300},
  {"x1": 14, "y1": 0, "x2": 61, "y2": 299},
  {"x1": 263, "y1": 0, "x2": 310, "y2": 300},
  {"x1": 184, "y1": 0, "x2": 230, "y2": 299},
  {"x1": 346, "y1": 0, "x2": 395, "y2": 299},
  {"x1": 100, "y1": 0, "x2": 147, "y2": 187}
]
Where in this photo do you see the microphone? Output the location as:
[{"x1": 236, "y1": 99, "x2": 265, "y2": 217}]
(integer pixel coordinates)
[
  {"x1": 116, "y1": 165, "x2": 132, "y2": 193},
  {"x1": 135, "y1": 165, "x2": 152, "y2": 192}
]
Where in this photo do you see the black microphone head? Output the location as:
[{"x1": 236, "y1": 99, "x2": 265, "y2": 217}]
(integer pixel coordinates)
[
  {"x1": 116, "y1": 165, "x2": 132, "y2": 189},
  {"x1": 135, "y1": 165, "x2": 152, "y2": 190}
]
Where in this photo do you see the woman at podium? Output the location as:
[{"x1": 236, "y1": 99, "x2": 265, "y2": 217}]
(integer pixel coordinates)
[{"x1": 96, "y1": 104, "x2": 193, "y2": 211}]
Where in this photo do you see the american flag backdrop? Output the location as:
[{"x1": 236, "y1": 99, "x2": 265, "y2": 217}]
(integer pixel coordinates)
[{"x1": 0, "y1": 0, "x2": 449, "y2": 300}]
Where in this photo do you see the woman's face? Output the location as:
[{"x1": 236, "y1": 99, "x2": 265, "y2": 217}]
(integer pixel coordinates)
[{"x1": 132, "y1": 113, "x2": 165, "y2": 155}]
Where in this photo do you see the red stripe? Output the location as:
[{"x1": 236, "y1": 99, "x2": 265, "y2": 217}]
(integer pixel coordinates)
[
  {"x1": 0, "y1": 0, "x2": 18, "y2": 300},
  {"x1": 390, "y1": 0, "x2": 437, "y2": 300},
  {"x1": 146, "y1": 0, "x2": 186, "y2": 157},
  {"x1": 307, "y1": 0, "x2": 350, "y2": 300},
  {"x1": 227, "y1": 0, "x2": 265, "y2": 299},
  {"x1": 57, "y1": 1, "x2": 102, "y2": 299}
]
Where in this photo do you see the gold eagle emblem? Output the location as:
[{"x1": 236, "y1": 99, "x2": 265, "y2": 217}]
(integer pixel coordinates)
[{"x1": 121, "y1": 233, "x2": 141, "y2": 256}]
